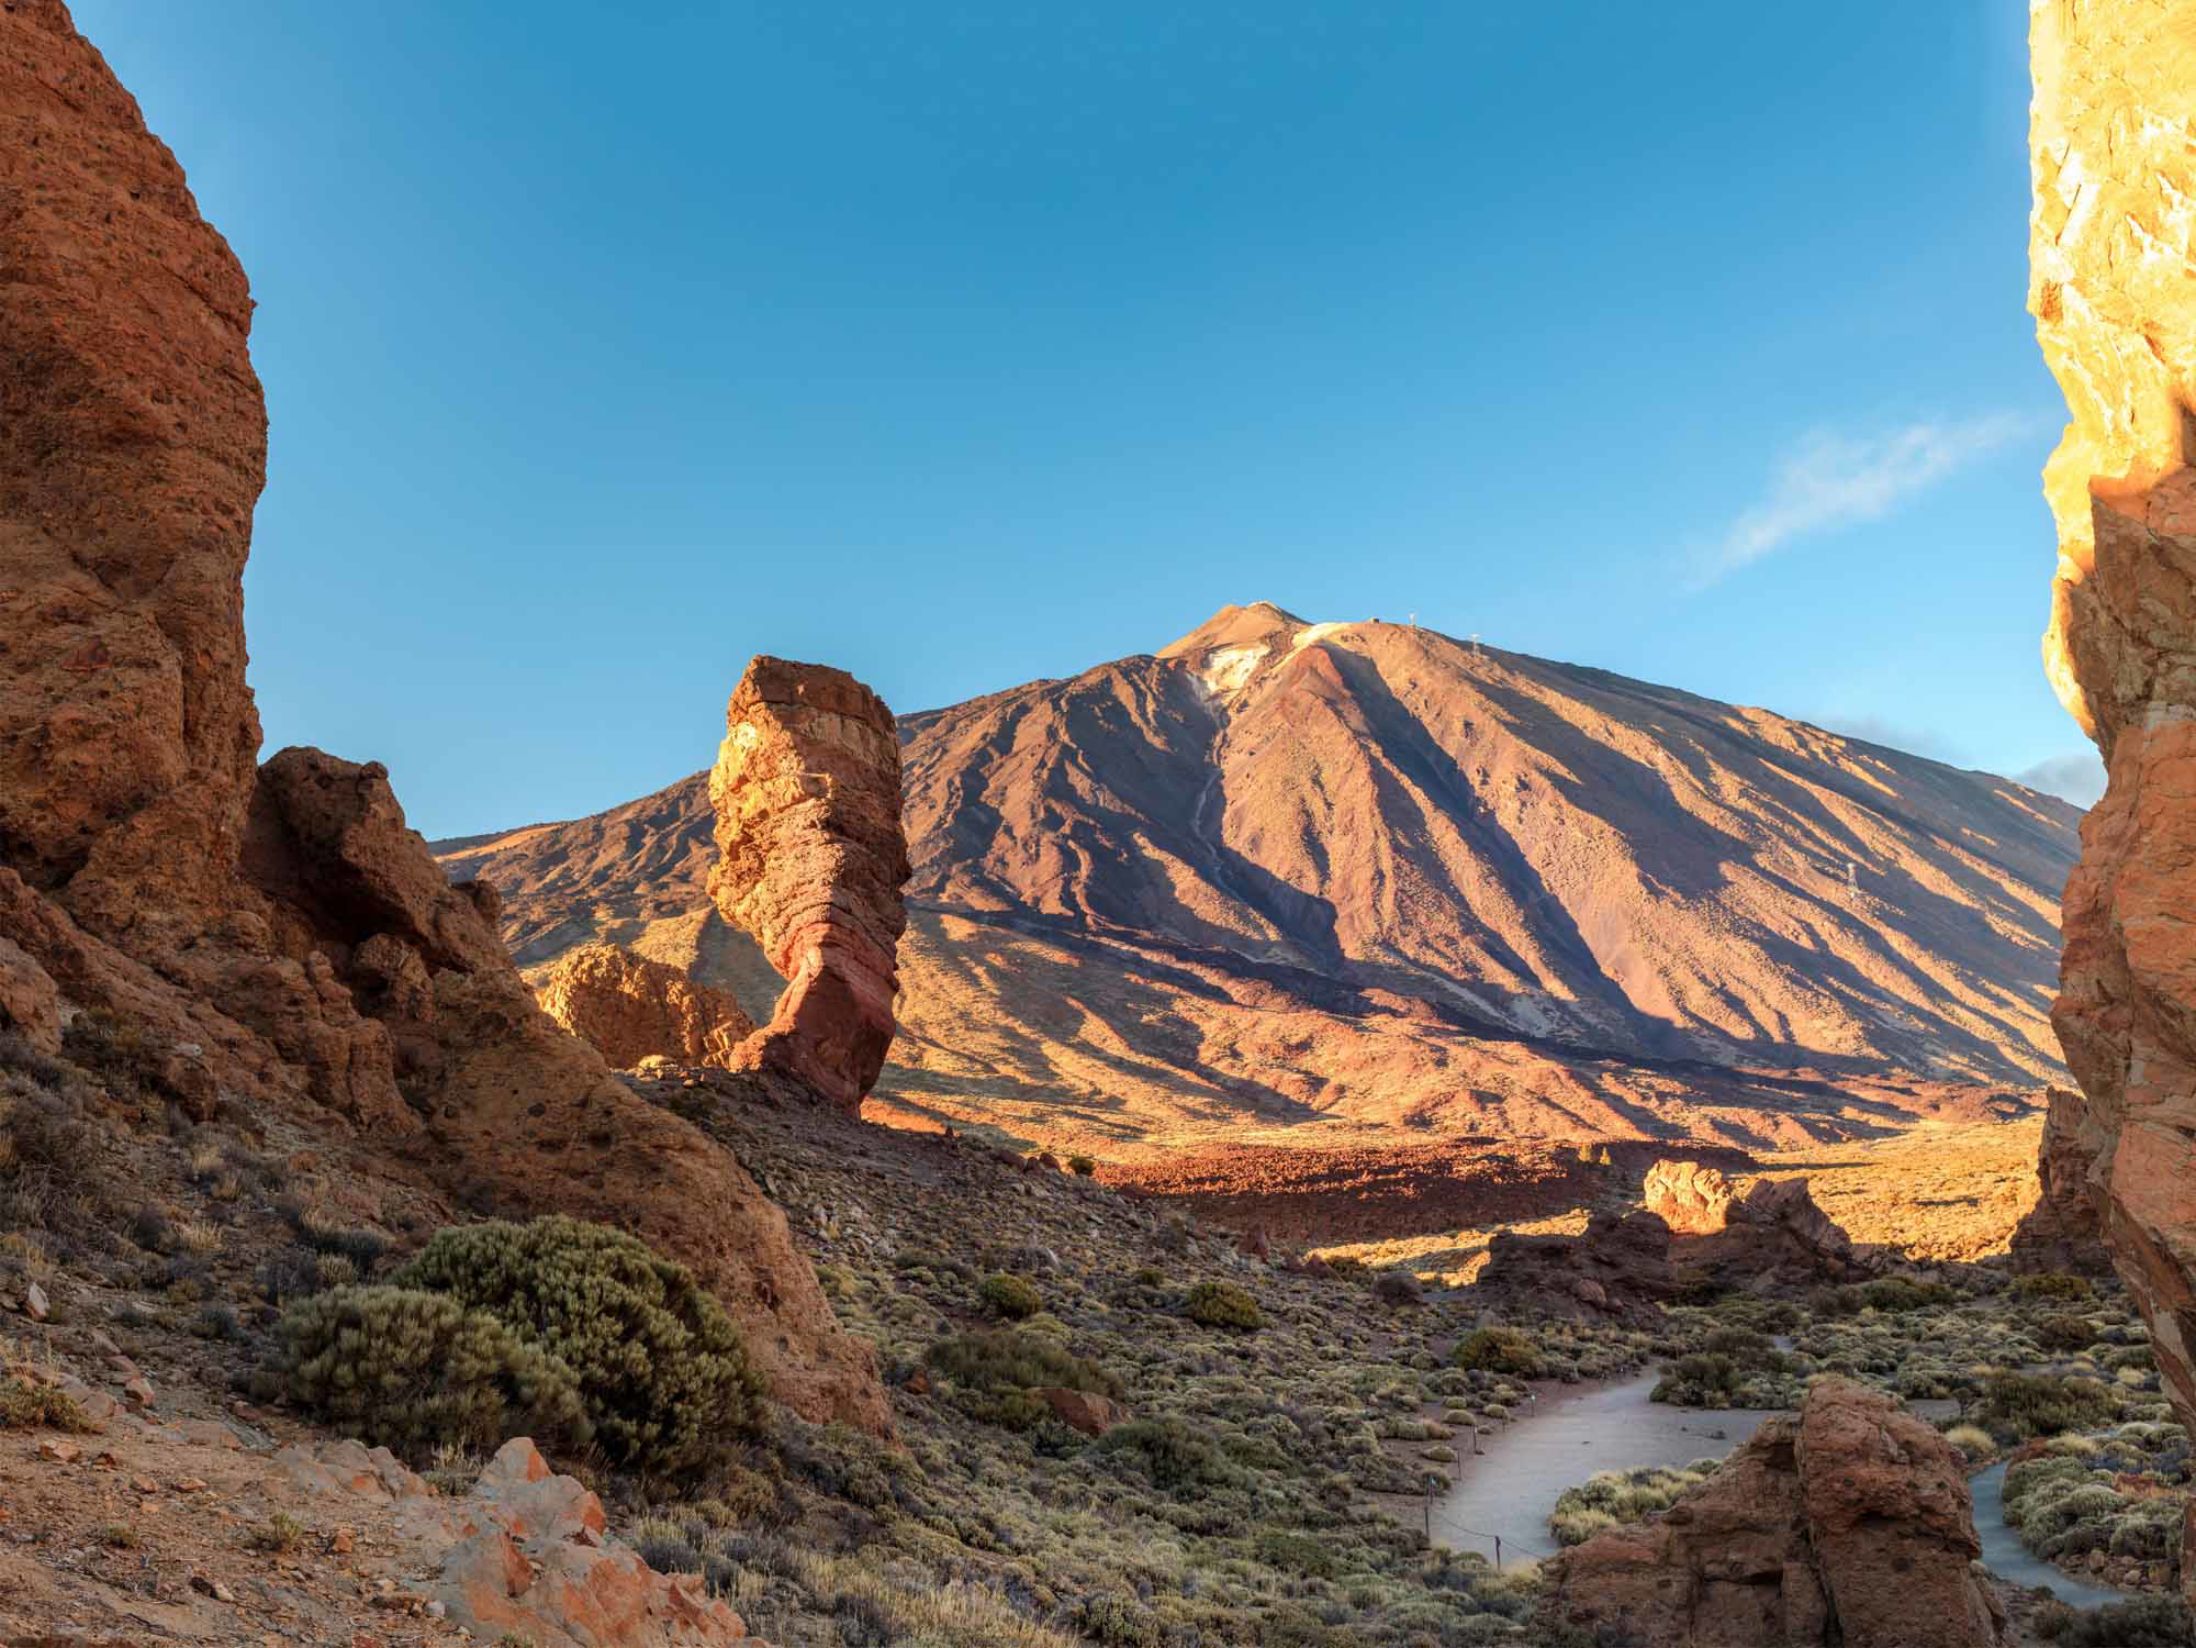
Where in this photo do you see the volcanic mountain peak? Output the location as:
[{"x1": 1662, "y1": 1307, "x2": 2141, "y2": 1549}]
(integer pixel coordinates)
[{"x1": 440, "y1": 608, "x2": 2080, "y2": 1165}]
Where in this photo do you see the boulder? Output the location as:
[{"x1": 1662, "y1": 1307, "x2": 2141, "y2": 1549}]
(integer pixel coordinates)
[
  {"x1": 1477, "y1": 1209, "x2": 1675, "y2": 1326},
  {"x1": 294, "y1": 1437, "x2": 751, "y2": 1646},
  {"x1": 1541, "y1": 1378, "x2": 2004, "y2": 1647},
  {"x1": 707, "y1": 657, "x2": 911, "y2": 1113},
  {"x1": 1037, "y1": 1387, "x2": 1130, "y2": 1436},
  {"x1": 1641, "y1": 1158, "x2": 1735, "y2": 1235},
  {"x1": 2029, "y1": 1, "x2": 2196, "y2": 1446},
  {"x1": 536, "y1": 942, "x2": 754, "y2": 1070}
]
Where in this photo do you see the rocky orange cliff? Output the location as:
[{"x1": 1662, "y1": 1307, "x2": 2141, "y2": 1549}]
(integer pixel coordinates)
[
  {"x1": 441, "y1": 604, "x2": 2076, "y2": 1161},
  {"x1": 0, "y1": 0, "x2": 884, "y2": 1433},
  {"x1": 2026, "y1": 0, "x2": 2196, "y2": 1506}
]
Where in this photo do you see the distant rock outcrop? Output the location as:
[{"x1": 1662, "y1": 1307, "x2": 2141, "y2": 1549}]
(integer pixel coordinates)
[
  {"x1": 538, "y1": 942, "x2": 754, "y2": 1070},
  {"x1": 2029, "y1": 2, "x2": 2196, "y2": 1442},
  {"x1": 1641, "y1": 1159, "x2": 1736, "y2": 1235},
  {"x1": 1477, "y1": 1210, "x2": 1675, "y2": 1325},
  {"x1": 1677, "y1": 1176, "x2": 1868, "y2": 1292},
  {"x1": 1542, "y1": 1378, "x2": 2005, "y2": 1647},
  {"x1": 707, "y1": 657, "x2": 910, "y2": 1113},
  {"x1": 0, "y1": 0, "x2": 886, "y2": 1435}
]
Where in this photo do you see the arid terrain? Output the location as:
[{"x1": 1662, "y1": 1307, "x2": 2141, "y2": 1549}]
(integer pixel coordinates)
[{"x1": 442, "y1": 602, "x2": 2077, "y2": 1181}]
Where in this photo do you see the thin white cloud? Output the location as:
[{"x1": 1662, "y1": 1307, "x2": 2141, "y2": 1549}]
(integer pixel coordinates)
[
  {"x1": 1699, "y1": 412, "x2": 2038, "y2": 584},
  {"x1": 2015, "y1": 752, "x2": 2106, "y2": 809}
]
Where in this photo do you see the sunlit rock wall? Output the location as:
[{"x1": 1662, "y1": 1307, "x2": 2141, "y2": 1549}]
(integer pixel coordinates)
[{"x1": 2030, "y1": 0, "x2": 2196, "y2": 1472}]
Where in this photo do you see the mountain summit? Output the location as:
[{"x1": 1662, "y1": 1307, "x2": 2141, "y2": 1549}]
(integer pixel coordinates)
[{"x1": 438, "y1": 606, "x2": 2078, "y2": 1160}]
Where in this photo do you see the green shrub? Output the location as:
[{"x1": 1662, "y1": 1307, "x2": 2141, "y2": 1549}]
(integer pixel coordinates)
[
  {"x1": 1453, "y1": 1327, "x2": 1543, "y2": 1377},
  {"x1": 924, "y1": 1328, "x2": 1118, "y2": 1428},
  {"x1": 394, "y1": 1216, "x2": 765, "y2": 1477},
  {"x1": 2036, "y1": 1313, "x2": 2101, "y2": 1352},
  {"x1": 976, "y1": 1271, "x2": 1043, "y2": 1320},
  {"x1": 1067, "y1": 1155, "x2": 1097, "y2": 1177},
  {"x1": 280, "y1": 1285, "x2": 587, "y2": 1458},
  {"x1": 1972, "y1": 1371, "x2": 2123, "y2": 1443},
  {"x1": 1254, "y1": 1527, "x2": 1340, "y2": 1578},
  {"x1": 1550, "y1": 1461, "x2": 1718, "y2": 1544},
  {"x1": 0, "y1": 1375, "x2": 96, "y2": 1433},
  {"x1": 1096, "y1": 1416, "x2": 1231, "y2": 1491},
  {"x1": 1185, "y1": 1280, "x2": 1262, "y2": 1331},
  {"x1": 2015, "y1": 1272, "x2": 2095, "y2": 1303},
  {"x1": 2034, "y1": 1595, "x2": 2194, "y2": 1646},
  {"x1": 1812, "y1": 1277, "x2": 1956, "y2": 1317}
]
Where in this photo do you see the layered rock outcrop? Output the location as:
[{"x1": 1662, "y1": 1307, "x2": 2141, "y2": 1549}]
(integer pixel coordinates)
[
  {"x1": 0, "y1": 0, "x2": 265, "y2": 942},
  {"x1": 707, "y1": 658, "x2": 910, "y2": 1113},
  {"x1": 0, "y1": 0, "x2": 885, "y2": 1434},
  {"x1": 1541, "y1": 1379, "x2": 2005, "y2": 1647},
  {"x1": 538, "y1": 942, "x2": 754, "y2": 1070},
  {"x1": 2029, "y1": 2, "x2": 2196, "y2": 1446}
]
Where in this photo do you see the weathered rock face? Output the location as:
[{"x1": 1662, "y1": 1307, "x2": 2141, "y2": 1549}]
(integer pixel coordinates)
[
  {"x1": 2010, "y1": 1085, "x2": 2113, "y2": 1275},
  {"x1": 287, "y1": 1437, "x2": 750, "y2": 1646},
  {"x1": 537, "y1": 942, "x2": 755, "y2": 1070},
  {"x1": 0, "y1": 0, "x2": 266, "y2": 942},
  {"x1": 2029, "y1": 2, "x2": 2196, "y2": 1444},
  {"x1": 1477, "y1": 1209, "x2": 1674, "y2": 1326},
  {"x1": 0, "y1": 1, "x2": 888, "y2": 1436},
  {"x1": 1542, "y1": 1378, "x2": 2005, "y2": 1648},
  {"x1": 1677, "y1": 1176, "x2": 1868, "y2": 1292},
  {"x1": 1642, "y1": 1158, "x2": 1736, "y2": 1236},
  {"x1": 707, "y1": 657, "x2": 910, "y2": 1113}
]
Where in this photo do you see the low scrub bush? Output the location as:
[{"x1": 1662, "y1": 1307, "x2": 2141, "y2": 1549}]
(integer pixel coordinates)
[
  {"x1": 1453, "y1": 1327, "x2": 1542, "y2": 1377},
  {"x1": 977, "y1": 1271, "x2": 1044, "y2": 1320},
  {"x1": 2015, "y1": 1272, "x2": 2095, "y2": 1303},
  {"x1": 1972, "y1": 1371, "x2": 2123, "y2": 1443},
  {"x1": 1095, "y1": 1416, "x2": 1233, "y2": 1492},
  {"x1": 1184, "y1": 1280, "x2": 1262, "y2": 1331},
  {"x1": 1550, "y1": 1461, "x2": 1718, "y2": 1545},
  {"x1": 279, "y1": 1284, "x2": 587, "y2": 1458},
  {"x1": 394, "y1": 1216, "x2": 765, "y2": 1478}
]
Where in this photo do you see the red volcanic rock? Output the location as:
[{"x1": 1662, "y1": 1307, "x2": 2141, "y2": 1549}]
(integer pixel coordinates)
[
  {"x1": 1036, "y1": 1387, "x2": 1129, "y2": 1436},
  {"x1": 1542, "y1": 1379, "x2": 2004, "y2": 1648},
  {"x1": 707, "y1": 657, "x2": 910, "y2": 1113},
  {"x1": 536, "y1": 942, "x2": 754, "y2": 1070},
  {"x1": 245, "y1": 748, "x2": 511, "y2": 977},
  {"x1": 0, "y1": 2, "x2": 888, "y2": 1437},
  {"x1": 1678, "y1": 1176, "x2": 1867, "y2": 1292},
  {"x1": 2010, "y1": 1086, "x2": 2112, "y2": 1276},
  {"x1": 2029, "y1": 1, "x2": 2196, "y2": 1453},
  {"x1": 1641, "y1": 1158, "x2": 1735, "y2": 1235},
  {"x1": 0, "y1": 0, "x2": 266, "y2": 942},
  {"x1": 1477, "y1": 1210, "x2": 1675, "y2": 1326}
]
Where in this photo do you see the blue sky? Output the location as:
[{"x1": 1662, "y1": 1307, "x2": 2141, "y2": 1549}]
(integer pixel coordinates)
[{"x1": 73, "y1": 1, "x2": 2096, "y2": 837}]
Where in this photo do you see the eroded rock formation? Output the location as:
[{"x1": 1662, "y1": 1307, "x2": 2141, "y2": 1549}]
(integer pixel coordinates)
[
  {"x1": 707, "y1": 657, "x2": 910, "y2": 1113},
  {"x1": 1476, "y1": 1209, "x2": 1676, "y2": 1325},
  {"x1": 1641, "y1": 1158, "x2": 1736, "y2": 1235},
  {"x1": 2029, "y1": 1, "x2": 2196, "y2": 1443},
  {"x1": 1676, "y1": 1176, "x2": 1869, "y2": 1293},
  {"x1": 1541, "y1": 1379, "x2": 2005, "y2": 1648},
  {"x1": 538, "y1": 942, "x2": 755, "y2": 1070},
  {"x1": 0, "y1": 0, "x2": 886, "y2": 1434}
]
